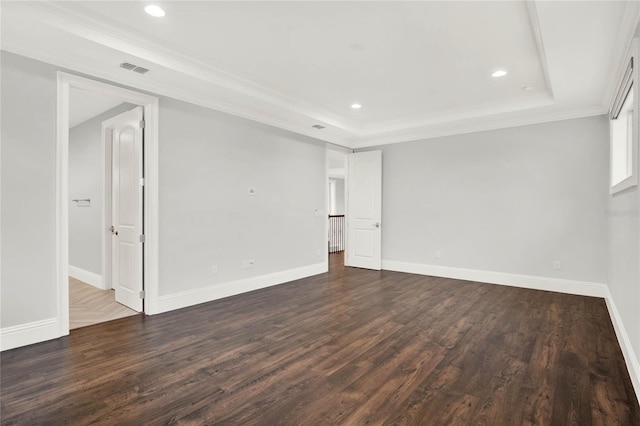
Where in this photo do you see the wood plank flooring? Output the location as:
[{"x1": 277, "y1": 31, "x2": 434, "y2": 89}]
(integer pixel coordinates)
[
  {"x1": 2, "y1": 254, "x2": 638, "y2": 425},
  {"x1": 69, "y1": 277, "x2": 139, "y2": 329}
]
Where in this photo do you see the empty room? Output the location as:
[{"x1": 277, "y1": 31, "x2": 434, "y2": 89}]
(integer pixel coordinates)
[{"x1": 1, "y1": 1, "x2": 639, "y2": 424}]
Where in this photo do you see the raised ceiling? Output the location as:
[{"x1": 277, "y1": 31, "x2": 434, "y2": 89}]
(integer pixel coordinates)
[{"x1": 2, "y1": 1, "x2": 638, "y2": 148}]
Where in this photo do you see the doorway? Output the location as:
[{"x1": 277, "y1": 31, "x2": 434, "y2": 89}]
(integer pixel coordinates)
[
  {"x1": 68, "y1": 89, "x2": 142, "y2": 328},
  {"x1": 56, "y1": 72, "x2": 159, "y2": 336},
  {"x1": 327, "y1": 148, "x2": 348, "y2": 268},
  {"x1": 326, "y1": 147, "x2": 383, "y2": 272}
]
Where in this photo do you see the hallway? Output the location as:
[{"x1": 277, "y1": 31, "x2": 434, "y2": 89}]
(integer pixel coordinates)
[{"x1": 69, "y1": 277, "x2": 138, "y2": 329}]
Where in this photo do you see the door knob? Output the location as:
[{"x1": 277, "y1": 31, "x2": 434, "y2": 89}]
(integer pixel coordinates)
[
  {"x1": 374, "y1": 222, "x2": 380, "y2": 228},
  {"x1": 110, "y1": 226, "x2": 118, "y2": 236}
]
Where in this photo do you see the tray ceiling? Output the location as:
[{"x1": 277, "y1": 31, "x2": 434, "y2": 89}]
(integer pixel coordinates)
[{"x1": 1, "y1": 1, "x2": 638, "y2": 148}]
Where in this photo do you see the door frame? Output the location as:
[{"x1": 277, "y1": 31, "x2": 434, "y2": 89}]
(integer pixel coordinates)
[
  {"x1": 56, "y1": 72, "x2": 160, "y2": 336},
  {"x1": 102, "y1": 126, "x2": 114, "y2": 290}
]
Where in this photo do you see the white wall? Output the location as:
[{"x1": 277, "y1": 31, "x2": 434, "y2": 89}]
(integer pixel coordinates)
[
  {"x1": 359, "y1": 116, "x2": 610, "y2": 285},
  {"x1": 1, "y1": 50, "x2": 58, "y2": 327},
  {"x1": 68, "y1": 103, "x2": 135, "y2": 275},
  {"x1": 606, "y1": 25, "x2": 640, "y2": 367},
  {"x1": 158, "y1": 98, "x2": 326, "y2": 296},
  {"x1": 333, "y1": 178, "x2": 345, "y2": 215},
  {"x1": 608, "y1": 184, "x2": 640, "y2": 360},
  {"x1": 1, "y1": 51, "x2": 327, "y2": 331}
]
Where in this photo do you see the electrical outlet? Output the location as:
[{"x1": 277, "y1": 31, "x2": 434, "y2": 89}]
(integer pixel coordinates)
[
  {"x1": 435, "y1": 250, "x2": 441, "y2": 259},
  {"x1": 553, "y1": 261, "x2": 561, "y2": 270},
  {"x1": 211, "y1": 265, "x2": 218, "y2": 275},
  {"x1": 243, "y1": 259, "x2": 255, "y2": 269}
]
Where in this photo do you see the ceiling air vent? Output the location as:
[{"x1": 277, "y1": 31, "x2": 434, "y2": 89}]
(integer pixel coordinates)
[
  {"x1": 312, "y1": 124, "x2": 326, "y2": 129},
  {"x1": 120, "y1": 62, "x2": 150, "y2": 74}
]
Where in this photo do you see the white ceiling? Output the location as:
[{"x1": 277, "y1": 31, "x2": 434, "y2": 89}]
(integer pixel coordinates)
[
  {"x1": 2, "y1": 1, "x2": 638, "y2": 148},
  {"x1": 69, "y1": 88, "x2": 123, "y2": 128}
]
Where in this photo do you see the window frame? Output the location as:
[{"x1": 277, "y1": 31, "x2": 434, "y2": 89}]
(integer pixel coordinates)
[{"x1": 610, "y1": 38, "x2": 639, "y2": 195}]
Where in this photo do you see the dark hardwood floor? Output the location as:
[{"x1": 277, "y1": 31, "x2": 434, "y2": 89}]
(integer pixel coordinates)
[{"x1": 1, "y1": 253, "x2": 638, "y2": 425}]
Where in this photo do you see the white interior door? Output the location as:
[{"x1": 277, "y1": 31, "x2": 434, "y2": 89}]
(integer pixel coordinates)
[
  {"x1": 110, "y1": 106, "x2": 144, "y2": 312},
  {"x1": 347, "y1": 151, "x2": 382, "y2": 270}
]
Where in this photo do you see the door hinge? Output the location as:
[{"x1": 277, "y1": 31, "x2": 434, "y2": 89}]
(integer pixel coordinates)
[
  {"x1": 139, "y1": 177, "x2": 145, "y2": 187},
  {"x1": 139, "y1": 120, "x2": 145, "y2": 129},
  {"x1": 139, "y1": 234, "x2": 145, "y2": 243},
  {"x1": 139, "y1": 290, "x2": 145, "y2": 299}
]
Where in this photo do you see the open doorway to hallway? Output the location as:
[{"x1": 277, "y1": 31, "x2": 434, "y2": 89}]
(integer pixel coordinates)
[
  {"x1": 68, "y1": 87, "x2": 141, "y2": 329},
  {"x1": 328, "y1": 149, "x2": 347, "y2": 268},
  {"x1": 69, "y1": 277, "x2": 137, "y2": 329}
]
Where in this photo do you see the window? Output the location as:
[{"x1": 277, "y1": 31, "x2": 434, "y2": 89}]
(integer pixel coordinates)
[
  {"x1": 611, "y1": 85, "x2": 633, "y2": 186},
  {"x1": 610, "y1": 40, "x2": 638, "y2": 194}
]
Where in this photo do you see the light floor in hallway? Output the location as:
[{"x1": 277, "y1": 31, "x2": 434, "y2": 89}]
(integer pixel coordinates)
[{"x1": 69, "y1": 277, "x2": 139, "y2": 329}]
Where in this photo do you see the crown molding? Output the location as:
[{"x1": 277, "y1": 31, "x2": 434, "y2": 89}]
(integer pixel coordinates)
[
  {"x1": 2, "y1": 36, "x2": 607, "y2": 150},
  {"x1": 360, "y1": 2, "x2": 554, "y2": 137},
  {"x1": 1, "y1": 35, "x2": 607, "y2": 150},
  {"x1": 352, "y1": 105, "x2": 607, "y2": 148},
  {"x1": 0, "y1": 39, "x2": 352, "y2": 148},
  {"x1": 14, "y1": 1, "x2": 362, "y2": 134},
  {"x1": 360, "y1": 91, "x2": 554, "y2": 136},
  {"x1": 601, "y1": 1, "x2": 640, "y2": 110},
  {"x1": 0, "y1": 1, "x2": 616, "y2": 150}
]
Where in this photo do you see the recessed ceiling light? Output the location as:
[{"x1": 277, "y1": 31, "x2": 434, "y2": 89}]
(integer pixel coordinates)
[
  {"x1": 491, "y1": 70, "x2": 507, "y2": 78},
  {"x1": 522, "y1": 86, "x2": 534, "y2": 91},
  {"x1": 351, "y1": 103, "x2": 362, "y2": 109},
  {"x1": 145, "y1": 5, "x2": 165, "y2": 17}
]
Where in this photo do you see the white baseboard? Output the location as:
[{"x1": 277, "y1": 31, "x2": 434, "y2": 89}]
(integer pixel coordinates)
[
  {"x1": 0, "y1": 318, "x2": 59, "y2": 351},
  {"x1": 155, "y1": 263, "x2": 327, "y2": 314},
  {"x1": 604, "y1": 289, "x2": 640, "y2": 405},
  {"x1": 382, "y1": 260, "x2": 608, "y2": 298},
  {"x1": 4, "y1": 260, "x2": 637, "y2": 406},
  {"x1": 68, "y1": 265, "x2": 103, "y2": 289}
]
